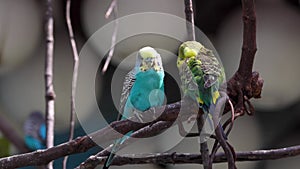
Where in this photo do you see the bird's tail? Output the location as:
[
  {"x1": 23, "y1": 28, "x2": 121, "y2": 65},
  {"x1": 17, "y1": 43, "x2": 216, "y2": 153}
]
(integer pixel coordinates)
[
  {"x1": 200, "y1": 109, "x2": 215, "y2": 142},
  {"x1": 103, "y1": 131, "x2": 132, "y2": 169},
  {"x1": 103, "y1": 139, "x2": 121, "y2": 169},
  {"x1": 201, "y1": 100, "x2": 227, "y2": 142},
  {"x1": 103, "y1": 152, "x2": 115, "y2": 169}
]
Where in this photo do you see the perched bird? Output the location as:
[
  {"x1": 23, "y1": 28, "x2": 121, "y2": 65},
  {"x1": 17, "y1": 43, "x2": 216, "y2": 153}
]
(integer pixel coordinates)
[
  {"x1": 103, "y1": 46, "x2": 165, "y2": 169},
  {"x1": 177, "y1": 41, "x2": 225, "y2": 138},
  {"x1": 23, "y1": 111, "x2": 46, "y2": 150}
]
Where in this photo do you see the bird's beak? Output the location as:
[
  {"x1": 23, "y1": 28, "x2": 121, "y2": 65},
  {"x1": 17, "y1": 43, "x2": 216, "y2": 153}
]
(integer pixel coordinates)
[{"x1": 183, "y1": 47, "x2": 197, "y2": 57}]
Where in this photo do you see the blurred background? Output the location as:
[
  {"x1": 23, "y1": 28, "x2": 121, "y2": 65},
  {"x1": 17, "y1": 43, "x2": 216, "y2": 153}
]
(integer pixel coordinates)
[{"x1": 0, "y1": 0, "x2": 300, "y2": 168}]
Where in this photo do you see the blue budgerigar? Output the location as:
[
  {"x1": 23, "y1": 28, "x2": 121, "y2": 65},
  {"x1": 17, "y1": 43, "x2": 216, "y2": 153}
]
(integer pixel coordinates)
[
  {"x1": 103, "y1": 46, "x2": 165, "y2": 169},
  {"x1": 23, "y1": 111, "x2": 46, "y2": 150}
]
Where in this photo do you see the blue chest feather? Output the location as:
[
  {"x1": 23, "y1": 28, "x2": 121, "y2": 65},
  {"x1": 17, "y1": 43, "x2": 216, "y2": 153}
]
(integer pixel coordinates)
[{"x1": 129, "y1": 69, "x2": 164, "y2": 111}]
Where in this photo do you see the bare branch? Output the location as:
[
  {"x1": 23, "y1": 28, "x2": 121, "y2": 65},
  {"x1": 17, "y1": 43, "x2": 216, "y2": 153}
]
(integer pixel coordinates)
[
  {"x1": 0, "y1": 100, "x2": 300, "y2": 168},
  {"x1": 63, "y1": 0, "x2": 80, "y2": 168},
  {"x1": 226, "y1": 0, "x2": 263, "y2": 116},
  {"x1": 0, "y1": 113, "x2": 29, "y2": 153},
  {"x1": 102, "y1": 0, "x2": 118, "y2": 73},
  {"x1": 0, "y1": 136, "x2": 95, "y2": 169},
  {"x1": 184, "y1": 1, "x2": 210, "y2": 168},
  {"x1": 77, "y1": 121, "x2": 173, "y2": 169},
  {"x1": 212, "y1": 96, "x2": 236, "y2": 169},
  {"x1": 196, "y1": 114, "x2": 211, "y2": 169},
  {"x1": 44, "y1": 0, "x2": 55, "y2": 168},
  {"x1": 0, "y1": 102, "x2": 183, "y2": 169},
  {"x1": 184, "y1": 0, "x2": 195, "y2": 41},
  {"x1": 74, "y1": 145, "x2": 300, "y2": 167},
  {"x1": 105, "y1": 0, "x2": 117, "y2": 19},
  {"x1": 238, "y1": 0, "x2": 257, "y2": 79}
]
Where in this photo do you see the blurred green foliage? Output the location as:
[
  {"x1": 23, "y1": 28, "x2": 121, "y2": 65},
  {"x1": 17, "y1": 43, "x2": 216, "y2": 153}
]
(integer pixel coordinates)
[{"x1": 0, "y1": 137, "x2": 10, "y2": 157}]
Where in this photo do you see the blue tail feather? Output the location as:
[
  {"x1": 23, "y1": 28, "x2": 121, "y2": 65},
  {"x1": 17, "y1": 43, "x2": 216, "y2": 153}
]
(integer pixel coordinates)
[{"x1": 103, "y1": 131, "x2": 132, "y2": 169}]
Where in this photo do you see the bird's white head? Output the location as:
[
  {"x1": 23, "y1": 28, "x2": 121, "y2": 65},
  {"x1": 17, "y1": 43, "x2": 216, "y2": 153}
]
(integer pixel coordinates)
[{"x1": 136, "y1": 46, "x2": 163, "y2": 72}]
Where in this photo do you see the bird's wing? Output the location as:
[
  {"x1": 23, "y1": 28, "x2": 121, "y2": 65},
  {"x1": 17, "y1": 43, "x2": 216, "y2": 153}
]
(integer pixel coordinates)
[
  {"x1": 198, "y1": 50, "x2": 222, "y2": 89},
  {"x1": 118, "y1": 69, "x2": 136, "y2": 120}
]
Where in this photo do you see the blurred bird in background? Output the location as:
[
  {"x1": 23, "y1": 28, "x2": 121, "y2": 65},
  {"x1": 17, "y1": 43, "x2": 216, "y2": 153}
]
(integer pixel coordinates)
[{"x1": 23, "y1": 111, "x2": 46, "y2": 151}]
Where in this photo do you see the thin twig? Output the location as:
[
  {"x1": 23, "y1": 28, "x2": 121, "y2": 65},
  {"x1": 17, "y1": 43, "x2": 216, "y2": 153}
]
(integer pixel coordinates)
[
  {"x1": 0, "y1": 113, "x2": 29, "y2": 153},
  {"x1": 102, "y1": 0, "x2": 118, "y2": 73},
  {"x1": 210, "y1": 110, "x2": 242, "y2": 163},
  {"x1": 105, "y1": 0, "x2": 117, "y2": 19},
  {"x1": 212, "y1": 96, "x2": 236, "y2": 169},
  {"x1": 210, "y1": 92, "x2": 236, "y2": 161},
  {"x1": 184, "y1": 0, "x2": 209, "y2": 168},
  {"x1": 44, "y1": 0, "x2": 55, "y2": 168},
  {"x1": 63, "y1": 0, "x2": 80, "y2": 168},
  {"x1": 184, "y1": 0, "x2": 195, "y2": 41}
]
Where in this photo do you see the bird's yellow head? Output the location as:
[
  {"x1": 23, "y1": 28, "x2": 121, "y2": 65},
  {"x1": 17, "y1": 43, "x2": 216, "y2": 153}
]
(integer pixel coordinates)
[
  {"x1": 138, "y1": 46, "x2": 163, "y2": 72},
  {"x1": 183, "y1": 46, "x2": 198, "y2": 58},
  {"x1": 177, "y1": 41, "x2": 204, "y2": 67}
]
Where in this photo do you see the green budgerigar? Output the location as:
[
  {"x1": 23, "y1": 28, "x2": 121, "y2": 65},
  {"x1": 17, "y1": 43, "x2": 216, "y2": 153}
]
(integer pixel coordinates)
[
  {"x1": 103, "y1": 46, "x2": 165, "y2": 169},
  {"x1": 177, "y1": 41, "x2": 225, "y2": 138}
]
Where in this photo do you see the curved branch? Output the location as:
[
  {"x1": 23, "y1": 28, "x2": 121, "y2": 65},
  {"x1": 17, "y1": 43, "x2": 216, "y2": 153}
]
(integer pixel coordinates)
[{"x1": 63, "y1": 0, "x2": 80, "y2": 168}]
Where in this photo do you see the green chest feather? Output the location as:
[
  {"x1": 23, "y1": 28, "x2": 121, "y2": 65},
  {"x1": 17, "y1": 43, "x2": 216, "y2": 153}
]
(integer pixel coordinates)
[{"x1": 181, "y1": 54, "x2": 223, "y2": 109}]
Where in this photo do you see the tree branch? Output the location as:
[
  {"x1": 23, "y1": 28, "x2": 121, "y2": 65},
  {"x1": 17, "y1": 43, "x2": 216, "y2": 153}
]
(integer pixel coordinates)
[
  {"x1": 0, "y1": 100, "x2": 299, "y2": 168},
  {"x1": 63, "y1": 0, "x2": 80, "y2": 168},
  {"x1": 0, "y1": 102, "x2": 183, "y2": 169},
  {"x1": 0, "y1": 136, "x2": 95, "y2": 169},
  {"x1": 184, "y1": 0, "x2": 195, "y2": 41},
  {"x1": 184, "y1": 0, "x2": 211, "y2": 168},
  {"x1": 226, "y1": 0, "x2": 263, "y2": 116},
  {"x1": 102, "y1": 0, "x2": 118, "y2": 73},
  {"x1": 0, "y1": 113, "x2": 29, "y2": 153},
  {"x1": 75, "y1": 145, "x2": 300, "y2": 167},
  {"x1": 196, "y1": 113, "x2": 211, "y2": 169},
  {"x1": 238, "y1": 0, "x2": 257, "y2": 79},
  {"x1": 44, "y1": 0, "x2": 55, "y2": 168},
  {"x1": 76, "y1": 121, "x2": 173, "y2": 169}
]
